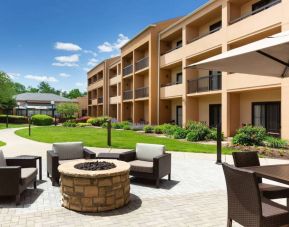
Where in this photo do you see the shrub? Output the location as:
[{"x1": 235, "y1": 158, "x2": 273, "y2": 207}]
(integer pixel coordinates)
[
  {"x1": 173, "y1": 128, "x2": 188, "y2": 139},
  {"x1": 76, "y1": 123, "x2": 91, "y2": 127},
  {"x1": 123, "y1": 125, "x2": 131, "y2": 130},
  {"x1": 207, "y1": 128, "x2": 224, "y2": 141},
  {"x1": 186, "y1": 121, "x2": 211, "y2": 141},
  {"x1": 154, "y1": 125, "x2": 163, "y2": 134},
  {"x1": 87, "y1": 116, "x2": 110, "y2": 127},
  {"x1": 0, "y1": 115, "x2": 27, "y2": 124},
  {"x1": 112, "y1": 121, "x2": 131, "y2": 129},
  {"x1": 63, "y1": 120, "x2": 77, "y2": 127},
  {"x1": 144, "y1": 125, "x2": 154, "y2": 133},
  {"x1": 75, "y1": 116, "x2": 90, "y2": 123},
  {"x1": 232, "y1": 125, "x2": 266, "y2": 146},
  {"x1": 31, "y1": 114, "x2": 53, "y2": 126},
  {"x1": 56, "y1": 103, "x2": 79, "y2": 119},
  {"x1": 265, "y1": 136, "x2": 288, "y2": 149},
  {"x1": 160, "y1": 124, "x2": 179, "y2": 136},
  {"x1": 186, "y1": 131, "x2": 201, "y2": 142}
]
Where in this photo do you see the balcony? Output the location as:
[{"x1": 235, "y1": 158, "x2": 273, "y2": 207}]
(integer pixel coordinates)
[
  {"x1": 88, "y1": 99, "x2": 92, "y2": 105},
  {"x1": 229, "y1": 0, "x2": 281, "y2": 25},
  {"x1": 123, "y1": 90, "x2": 133, "y2": 100},
  {"x1": 160, "y1": 83, "x2": 184, "y2": 99},
  {"x1": 123, "y1": 64, "x2": 133, "y2": 76},
  {"x1": 188, "y1": 27, "x2": 221, "y2": 44},
  {"x1": 135, "y1": 57, "x2": 149, "y2": 72},
  {"x1": 110, "y1": 96, "x2": 120, "y2": 104},
  {"x1": 187, "y1": 74, "x2": 222, "y2": 94},
  {"x1": 97, "y1": 96, "x2": 103, "y2": 104},
  {"x1": 135, "y1": 87, "x2": 149, "y2": 99}
]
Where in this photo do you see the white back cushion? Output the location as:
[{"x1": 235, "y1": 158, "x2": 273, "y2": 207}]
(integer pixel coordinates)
[
  {"x1": 53, "y1": 142, "x2": 84, "y2": 160},
  {"x1": 136, "y1": 143, "x2": 165, "y2": 162},
  {"x1": 0, "y1": 150, "x2": 6, "y2": 167}
]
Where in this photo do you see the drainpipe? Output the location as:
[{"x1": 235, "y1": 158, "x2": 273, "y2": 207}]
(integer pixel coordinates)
[{"x1": 157, "y1": 33, "x2": 160, "y2": 125}]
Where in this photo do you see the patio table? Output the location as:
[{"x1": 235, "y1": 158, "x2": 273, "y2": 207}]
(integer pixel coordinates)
[{"x1": 245, "y1": 164, "x2": 289, "y2": 185}]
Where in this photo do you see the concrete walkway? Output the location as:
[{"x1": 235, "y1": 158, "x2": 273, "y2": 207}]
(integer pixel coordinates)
[{"x1": 0, "y1": 128, "x2": 288, "y2": 226}]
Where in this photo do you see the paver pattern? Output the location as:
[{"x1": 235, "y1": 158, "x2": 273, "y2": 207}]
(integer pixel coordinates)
[{"x1": 0, "y1": 128, "x2": 288, "y2": 226}]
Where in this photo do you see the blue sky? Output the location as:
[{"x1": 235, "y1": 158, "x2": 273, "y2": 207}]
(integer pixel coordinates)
[{"x1": 0, "y1": 0, "x2": 207, "y2": 92}]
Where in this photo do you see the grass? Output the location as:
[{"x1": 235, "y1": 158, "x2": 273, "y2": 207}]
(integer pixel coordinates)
[
  {"x1": 0, "y1": 141, "x2": 6, "y2": 147},
  {"x1": 0, "y1": 123, "x2": 28, "y2": 130},
  {"x1": 15, "y1": 126, "x2": 235, "y2": 154}
]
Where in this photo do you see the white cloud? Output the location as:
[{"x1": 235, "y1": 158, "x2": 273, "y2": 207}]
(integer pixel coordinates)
[
  {"x1": 76, "y1": 82, "x2": 85, "y2": 87},
  {"x1": 83, "y1": 49, "x2": 97, "y2": 57},
  {"x1": 52, "y1": 62, "x2": 79, "y2": 67},
  {"x1": 7, "y1": 72, "x2": 20, "y2": 80},
  {"x1": 83, "y1": 67, "x2": 90, "y2": 72},
  {"x1": 87, "y1": 58, "x2": 99, "y2": 66},
  {"x1": 25, "y1": 74, "x2": 58, "y2": 82},
  {"x1": 98, "y1": 34, "x2": 129, "y2": 53},
  {"x1": 54, "y1": 54, "x2": 79, "y2": 63},
  {"x1": 54, "y1": 42, "x2": 82, "y2": 51},
  {"x1": 59, "y1": 73, "x2": 71, "y2": 78}
]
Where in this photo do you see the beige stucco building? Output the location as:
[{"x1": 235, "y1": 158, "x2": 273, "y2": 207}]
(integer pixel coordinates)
[{"x1": 88, "y1": 0, "x2": 289, "y2": 139}]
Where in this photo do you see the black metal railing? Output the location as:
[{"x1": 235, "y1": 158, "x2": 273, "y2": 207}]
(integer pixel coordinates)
[
  {"x1": 161, "y1": 42, "x2": 183, "y2": 55},
  {"x1": 135, "y1": 57, "x2": 149, "y2": 71},
  {"x1": 123, "y1": 90, "x2": 133, "y2": 100},
  {"x1": 188, "y1": 27, "x2": 221, "y2": 44},
  {"x1": 135, "y1": 87, "x2": 149, "y2": 99},
  {"x1": 187, "y1": 74, "x2": 222, "y2": 94},
  {"x1": 97, "y1": 96, "x2": 103, "y2": 104},
  {"x1": 229, "y1": 0, "x2": 281, "y2": 25},
  {"x1": 161, "y1": 81, "x2": 183, "y2": 87},
  {"x1": 123, "y1": 64, "x2": 133, "y2": 76}
]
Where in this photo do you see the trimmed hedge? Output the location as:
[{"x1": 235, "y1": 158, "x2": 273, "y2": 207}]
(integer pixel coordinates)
[
  {"x1": 0, "y1": 115, "x2": 27, "y2": 124},
  {"x1": 31, "y1": 114, "x2": 53, "y2": 126}
]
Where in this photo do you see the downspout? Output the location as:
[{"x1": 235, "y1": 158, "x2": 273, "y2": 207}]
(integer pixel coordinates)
[{"x1": 157, "y1": 33, "x2": 160, "y2": 125}]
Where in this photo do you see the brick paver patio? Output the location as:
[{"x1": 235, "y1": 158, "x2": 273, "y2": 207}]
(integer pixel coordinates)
[{"x1": 0, "y1": 128, "x2": 288, "y2": 226}]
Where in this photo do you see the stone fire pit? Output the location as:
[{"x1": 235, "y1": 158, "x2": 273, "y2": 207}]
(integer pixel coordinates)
[{"x1": 58, "y1": 159, "x2": 130, "y2": 212}]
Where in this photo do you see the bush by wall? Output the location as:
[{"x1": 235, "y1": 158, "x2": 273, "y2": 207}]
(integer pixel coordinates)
[
  {"x1": 76, "y1": 123, "x2": 92, "y2": 128},
  {"x1": 31, "y1": 114, "x2": 53, "y2": 126},
  {"x1": 111, "y1": 121, "x2": 131, "y2": 129},
  {"x1": 63, "y1": 120, "x2": 77, "y2": 127},
  {"x1": 173, "y1": 127, "x2": 188, "y2": 139},
  {"x1": 232, "y1": 125, "x2": 266, "y2": 146},
  {"x1": 0, "y1": 115, "x2": 27, "y2": 124},
  {"x1": 186, "y1": 121, "x2": 211, "y2": 141},
  {"x1": 87, "y1": 116, "x2": 110, "y2": 127},
  {"x1": 154, "y1": 125, "x2": 163, "y2": 134},
  {"x1": 144, "y1": 125, "x2": 154, "y2": 133},
  {"x1": 264, "y1": 136, "x2": 288, "y2": 149}
]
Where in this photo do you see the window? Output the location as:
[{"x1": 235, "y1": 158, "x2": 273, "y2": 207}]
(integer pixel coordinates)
[
  {"x1": 209, "y1": 71, "x2": 221, "y2": 90},
  {"x1": 209, "y1": 21, "x2": 222, "y2": 32},
  {"x1": 176, "y1": 40, "x2": 182, "y2": 49},
  {"x1": 252, "y1": 102, "x2": 281, "y2": 134},
  {"x1": 176, "y1": 106, "x2": 182, "y2": 127},
  {"x1": 209, "y1": 104, "x2": 221, "y2": 128},
  {"x1": 252, "y1": 0, "x2": 276, "y2": 11},
  {"x1": 176, "y1": 72, "x2": 183, "y2": 84}
]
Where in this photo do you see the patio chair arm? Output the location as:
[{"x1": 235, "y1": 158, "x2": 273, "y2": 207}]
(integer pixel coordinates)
[
  {"x1": 83, "y1": 148, "x2": 96, "y2": 159},
  {"x1": 0, "y1": 166, "x2": 21, "y2": 195},
  {"x1": 47, "y1": 150, "x2": 59, "y2": 176},
  {"x1": 153, "y1": 153, "x2": 171, "y2": 178},
  {"x1": 119, "y1": 150, "x2": 136, "y2": 162},
  {"x1": 6, "y1": 157, "x2": 36, "y2": 168}
]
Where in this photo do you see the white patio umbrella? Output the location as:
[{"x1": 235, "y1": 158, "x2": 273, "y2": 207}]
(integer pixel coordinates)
[{"x1": 187, "y1": 30, "x2": 289, "y2": 77}]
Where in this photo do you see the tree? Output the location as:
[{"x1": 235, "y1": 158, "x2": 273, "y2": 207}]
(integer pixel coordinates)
[
  {"x1": 14, "y1": 82, "x2": 26, "y2": 94},
  {"x1": 56, "y1": 103, "x2": 80, "y2": 119},
  {"x1": 38, "y1": 82, "x2": 55, "y2": 93},
  {"x1": 65, "y1": 89, "x2": 82, "y2": 99},
  {"x1": 0, "y1": 71, "x2": 16, "y2": 109},
  {"x1": 26, "y1": 86, "x2": 39, "y2": 93}
]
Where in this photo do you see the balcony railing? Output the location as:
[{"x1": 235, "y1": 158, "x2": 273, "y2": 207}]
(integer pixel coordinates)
[
  {"x1": 97, "y1": 96, "x2": 103, "y2": 104},
  {"x1": 161, "y1": 43, "x2": 183, "y2": 55},
  {"x1": 135, "y1": 87, "x2": 149, "y2": 99},
  {"x1": 187, "y1": 74, "x2": 222, "y2": 94},
  {"x1": 135, "y1": 57, "x2": 149, "y2": 71},
  {"x1": 188, "y1": 27, "x2": 221, "y2": 44},
  {"x1": 229, "y1": 0, "x2": 281, "y2": 25},
  {"x1": 88, "y1": 99, "x2": 92, "y2": 105},
  {"x1": 123, "y1": 90, "x2": 133, "y2": 100},
  {"x1": 123, "y1": 64, "x2": 133, "y2": 76},
  {"x1": 161, "y1": 81, "x2": 182, "y2": 87}
]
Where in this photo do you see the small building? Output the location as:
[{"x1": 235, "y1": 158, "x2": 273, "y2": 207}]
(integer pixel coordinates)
[
  {"x1": 15, "y1": 93, "x2": 77, "y2": 117},
  {"x1": 75, "y1": 95, "x2": 88, "y2": 117}
]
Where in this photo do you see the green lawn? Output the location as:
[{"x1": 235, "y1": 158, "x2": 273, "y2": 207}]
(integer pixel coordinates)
[
  {"x1": 15, "y1": 126, "x2": 235, "y2": 154},
  {"x1": 0, "y1": 123, "x2": 28, "y2": 130},
  {"x1": 0, "y1": 141, "x2": 6, "y2": 147}
]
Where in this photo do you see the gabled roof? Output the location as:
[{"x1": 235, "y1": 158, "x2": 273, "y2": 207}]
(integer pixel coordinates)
[{"x1": 15, "y1": 93, "x2": 74, "y2": 102}]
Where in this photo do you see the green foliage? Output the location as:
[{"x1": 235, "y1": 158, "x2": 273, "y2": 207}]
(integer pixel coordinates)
[
  {"x1": 160, "y1": 124, "x2": 180, "y2": 136},
  {"x1": 154, "y1": 125, "x2": 164, "y2": 134},
  {"x1": 56, "y1": 103, "x2": 80, "y2": 119},
  {"x1": 265, "y1": 136, "x2": 288, "y2": 149},
  {"x1": 186, "y1": 131, "x2": 201, "y2": 142},
  {"x1": 31, "y1": 114, "x2": 53, "y2": 126},
  {"x1": 0, "y1": 115, "x2": 27, "y2": 124},
  {"x1": 76, "y1": 123, "x2": 92, "y2": 127},
  {"x1": 63, "y1": 120, "x2": 77, "y2": 127},
  {"x1": 144, "y1": 125, "x2": 154, "y2": 133},
  {"x1": 186, "y1": 121, "x2": 211, "y2": 141},
  {"x1": 64, "y1": 89, "x2": 83, "y2": 99},
  {"x1": 207, "y1": 128, "x2": 224, "y2": 141},
  {"x1": 0, "y1": 71, "x2": 16, "y2": 110},
  {"x1": 123, "y1": 125, "x2": 131, "y2": 130},
  {"x1": 232, "y1": 125, "x2": 266, "y2": 146},
  {"x1": 87, "y1": 116, "x2": 110, "y2": 127},
  {"x1": 111, "y1": 121, "x2": 131, "y2": 129},
  {"x1": 13, "y1": 82, "x2": 26, "y2": 94},
  {"x1": 173, "y1": 128, "x2": 188, "y2": 139}
]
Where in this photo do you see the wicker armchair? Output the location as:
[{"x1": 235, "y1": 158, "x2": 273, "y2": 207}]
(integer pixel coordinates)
[
  {"x1": 233, "y1": 151, "x2": 289, "y2": 206},
  {"x1": 119, "y1": 143, "x2": 171, "y2": 188},
  {"x1": 0, "y1": 150, "x2": 37, "y2": 204},
  {"x1": 47, "y1": 142, "x2": 95, "y2": 185},
  {"x1": 222, "y1": 163, "x2": 289, "y2": 227}
]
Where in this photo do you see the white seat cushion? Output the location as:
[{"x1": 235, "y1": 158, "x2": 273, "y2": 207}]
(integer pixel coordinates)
[
  {"x1": 136, "y1": 143, "x2": 165, "y2": 162},
  {"x1": 129, "y1": 160, "x2": 153, "y2": 173},
  {"x1": 53, "y1": 142, "x2": 84, "y2": 160},
  {"x1": 0, "y1": 150, "x2": 6, "y2": 167}
]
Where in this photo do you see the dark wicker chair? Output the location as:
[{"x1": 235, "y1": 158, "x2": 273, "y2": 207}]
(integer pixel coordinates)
[
  {"x1": 0, "y1": 151, "x2": 37, "y2": 204},
  {"x1": 233, "y1": 151, "x2": 289, "y2": 207},
  {"x1": 222, "y1": 163, "x2": 289, "y2": 227},
  {"x1": 119, "y1": 143, "x2": 171, "y2": 188},
  {"x1": 47, "y1": 142, "x2": 95, "y2": 185}
]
